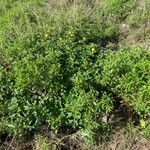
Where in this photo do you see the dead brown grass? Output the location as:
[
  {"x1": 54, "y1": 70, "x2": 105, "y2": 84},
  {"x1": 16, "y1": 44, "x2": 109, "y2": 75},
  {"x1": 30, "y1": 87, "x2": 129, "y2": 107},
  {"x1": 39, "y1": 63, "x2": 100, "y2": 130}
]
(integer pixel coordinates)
[
  {"x1": 91, "y1": 129, "x2": 150, "y2": 150},
  {"x1": 1, "y1": 128, "x2": 150, "y2": 150}
]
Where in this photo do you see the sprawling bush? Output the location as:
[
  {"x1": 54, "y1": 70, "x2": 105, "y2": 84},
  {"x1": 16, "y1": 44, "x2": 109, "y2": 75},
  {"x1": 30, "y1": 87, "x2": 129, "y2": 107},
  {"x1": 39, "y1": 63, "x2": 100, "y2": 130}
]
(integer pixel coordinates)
[
  {"x1": 0, "y1": 16, "x2": 118, "y2": 135},
  {"x1": 94, "y1": 47, "x2": 150, "y2": 118},
  {"x1": 0, "y1": 0, "x2": 149, "y2": 141}
]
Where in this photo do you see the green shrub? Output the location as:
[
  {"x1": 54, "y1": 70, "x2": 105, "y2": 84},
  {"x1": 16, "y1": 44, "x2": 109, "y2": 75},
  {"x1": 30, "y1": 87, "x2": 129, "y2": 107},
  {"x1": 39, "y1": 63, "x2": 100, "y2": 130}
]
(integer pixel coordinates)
[
  {"x1": 0, "y1": 0, "x2": 150, "y2": 140},
  {"x1": 94, "y1": 47, "x2": 150, "y2": 118},
  {"x1": 0, "y1": 16, "x2": 116, "y2": 135}
]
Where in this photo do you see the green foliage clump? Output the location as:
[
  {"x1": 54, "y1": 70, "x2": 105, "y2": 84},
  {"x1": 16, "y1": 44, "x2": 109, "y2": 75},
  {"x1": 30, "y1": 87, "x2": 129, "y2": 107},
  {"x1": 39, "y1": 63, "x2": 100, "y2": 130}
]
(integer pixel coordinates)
[
  {"x1": 96, "y1": 47, "x2": 150, "y2": 118},
  {"x1": 0, "y1": 0, "x2": 150, "y2": 140},
  {"x1": 0, "y1": 18, "x2": 116, "y2": 135}
]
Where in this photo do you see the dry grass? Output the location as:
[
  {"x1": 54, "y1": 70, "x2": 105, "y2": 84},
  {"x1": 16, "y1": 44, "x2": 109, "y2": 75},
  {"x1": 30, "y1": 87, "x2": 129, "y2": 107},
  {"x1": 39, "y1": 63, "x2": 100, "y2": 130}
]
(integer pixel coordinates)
[
  {"x1": 91, "y1": 129, "x2": 150, "y2": 150},
  {"x1": 119, "y1": 0, "x2": 150, "y2": 48},
  {"x1": 1, "y1": 128, "x2": 150, "y2": 150}
]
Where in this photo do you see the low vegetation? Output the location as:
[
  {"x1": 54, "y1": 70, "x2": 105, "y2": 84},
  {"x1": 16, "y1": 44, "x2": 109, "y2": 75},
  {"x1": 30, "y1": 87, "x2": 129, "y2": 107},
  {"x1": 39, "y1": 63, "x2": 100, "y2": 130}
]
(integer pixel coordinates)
[{"x1": 0, "y1": 0, "x2": 150, "y2": 149}]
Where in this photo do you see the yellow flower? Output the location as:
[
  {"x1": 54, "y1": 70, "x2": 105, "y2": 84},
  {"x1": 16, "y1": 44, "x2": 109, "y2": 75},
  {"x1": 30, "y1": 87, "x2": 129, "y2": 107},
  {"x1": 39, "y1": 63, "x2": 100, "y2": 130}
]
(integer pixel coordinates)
[
  {"x1": 83, "y1": 37, "x2": 86, "y2": 41},
  {"x1": 68, "y1": 31, "x2": 74, "y2": 37},
  {"x1": 91, "y1": 47, "x2": 96, "y2": 53},
  {"x1": 70, "y1": 33, "x2": 74, "y2": 37},
  {"x1": 140, "y1": 119, "x2": 146, "y2": 128},
  {"x1": 44, "y1": 33, "x2": 48, "y2": 38}
]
